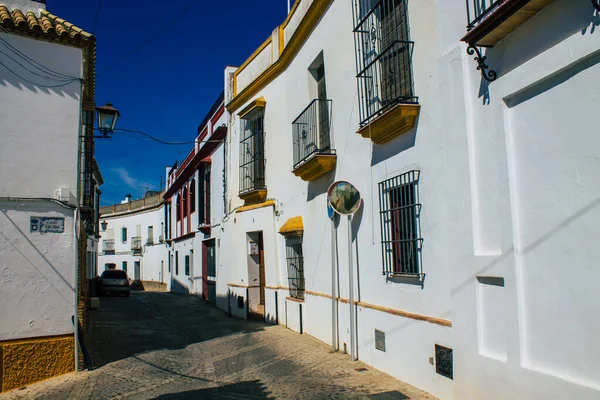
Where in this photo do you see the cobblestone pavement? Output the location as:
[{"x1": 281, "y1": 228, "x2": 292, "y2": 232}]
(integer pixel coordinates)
[{"x1": 0, "y1": 292, "x2": 436, "y2": 400}]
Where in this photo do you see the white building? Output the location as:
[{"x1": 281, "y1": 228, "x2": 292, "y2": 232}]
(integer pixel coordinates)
[
  {"x1": 163, "y1": 93, "x2": 227, "y2": 299},
  {"x1": 98, "y1": 192, "x2": 169, "y2": 291},
  {"x1": 215, "y1": 0, "x2": 600, "y2": 399},
  {"x1": 0, "y1": 0, "x2": 98, "y2": 391}
]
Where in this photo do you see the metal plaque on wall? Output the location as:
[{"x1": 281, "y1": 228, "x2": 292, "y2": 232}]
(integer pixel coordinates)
[
  {"x1": 375, "y1": 329, "x2": 386, "y2": 352},
  {"x1": 30, "y1": 217, "x2": 65, "y2": 233},
  {"x1": 435, "y1": 344, "x2": 453, "y2": 379}
]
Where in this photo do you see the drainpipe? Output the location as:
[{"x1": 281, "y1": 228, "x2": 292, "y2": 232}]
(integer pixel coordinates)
[
  {"x1": 348, "y1": 215, "x2": 356, "y2": 361},
  {"x1": 73, "y1": 81, "x2": 84, "y2": 372},
  {"x1": 331, "y1": 213, "x2": 337, "y2": 351}
]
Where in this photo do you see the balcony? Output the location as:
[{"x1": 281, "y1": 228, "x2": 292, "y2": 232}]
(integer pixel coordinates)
[
  {"x1": 131, "y1": 236, "x2": 142, "y2": 252},
  {"x1": 239, "y1": 131, "x2": 267, "y2": 205},
  {"x1": 103, "y1": 239, "x2": 115, "y2": 252},
  {"x1": 291, "y1": 99, "x2": 336, "y2": 181},
  {"x1": 463, "y1": 0, "x2": 553, "y2": 47},
  {"x1": 352, "y1": 0, "x2": 420, "y2": 144}
]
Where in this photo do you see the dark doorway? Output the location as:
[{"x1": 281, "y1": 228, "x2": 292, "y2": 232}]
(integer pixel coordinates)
[
  {"x1": 202, "y1": 239, "x2": 217, "y2": 303},
  {"x1": 247, "y1": 231, "x2": 265, "y2": 320}
]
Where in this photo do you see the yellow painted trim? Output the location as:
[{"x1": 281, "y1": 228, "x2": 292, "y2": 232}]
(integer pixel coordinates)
[
  {"x1": 355, "y1": 301, "x2": 452, "y2": 327},
  {"x1": 279, "y1": 25, "x2": 284, "y2": 55},
  {"x1": 292, "y1": 154, "x2": 337, "y2": 181},
  {"x1": 357, "y1": 104, "x2": 421, "y2": 144},
  {"x1": 236, "y1": 199, "x2": 275, "y2": 214},
  {"x1": 227, "y1": 0, "x2": 334, "y2": 112},
  {"x1": 227, "y1": 283, "x2": 260, "y2": 289},
  {"x1": 233, "y1": 36, "x2": 272, "y2": 96},
  {"x1": 238, "y1": 96, "x2": 267, "y2": 119},
  {"x1": 0, "y1": 334, "x2": 74, "y2": 392},
  {"x1": 302, "y1": 292, "x2": 451, "y2": 327},
  {"x1": 279, "y1": 216, "x2": 303, "y2": 235},
  {"x1": 286, "y1": 296, "x2": 304, "y2": 303}
]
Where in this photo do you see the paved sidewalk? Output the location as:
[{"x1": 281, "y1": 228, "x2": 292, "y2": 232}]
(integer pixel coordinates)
[{"x1": 0, "y1": 292, "x2": 436, "y2": 399}]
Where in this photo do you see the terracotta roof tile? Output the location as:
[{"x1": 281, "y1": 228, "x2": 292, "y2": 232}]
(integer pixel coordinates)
[{"x1": 0, "y1": 6, "x2": 92, "y2": 44}]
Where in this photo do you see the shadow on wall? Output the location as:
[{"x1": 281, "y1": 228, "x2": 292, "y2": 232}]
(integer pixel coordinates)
[
  {"x1": 0, "y1": 208, "x2": 75, "y2": 304},
  {"x1": 171, "y1": 277, "x2": 190, "y2": 294},
  {"x1": 474, "y1": 0, "x2": 600, "y2": 99},
  {"x1": 370, "y1": 120, "x2": 419, "y2": 166},
  {"x1": 307, "y1": 169, "x2": 335, "y2": 202},
  {"x1": 154, "y1": 379, "x2": 271, "y2": 399},
  {"x1": 0, "y1": 53, "x2": 80, "y2": 100}
]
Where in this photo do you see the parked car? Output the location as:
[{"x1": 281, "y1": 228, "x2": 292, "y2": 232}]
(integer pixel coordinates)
[{"x1": 98, "y1": 269, "x2": 130, "y2": 297}]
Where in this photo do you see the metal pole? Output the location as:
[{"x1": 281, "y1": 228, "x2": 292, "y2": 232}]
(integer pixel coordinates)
[
  {"x1": 348, "y1": 214, "x2": 356, "y2": 361},
  {"x1": 73, "y1": 208, "x2": 79, "y2": 371},
  {"x1": 331, "y1": 214, "x2": 336, "y2": 351}
]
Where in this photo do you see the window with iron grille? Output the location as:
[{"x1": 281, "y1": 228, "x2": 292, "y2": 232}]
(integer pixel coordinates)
[
  {"x1": 352, "y1": 0, "x2": 417, "y2": 127},
  {"x1": 182, "y1": 187, "x2": 188, "y2": 218},
  {"x1": 239, "y1": 108, "x2": 266, "y2": 194},
  {"x1": 198, "y1": 164, "x2": 211, "y2": 225},
  {"x1": 175, "y1": 251, "x2": 179, "y2": 275},
  {"x1": 121, "y1": 227, "x2": 127, "y2": 243},
  {"x1": 185, "y1": 254, "x2": 190, "y2": 276},
  {"x1": 285, "y1": 235, "x2": 305, "y2": 299},
  {"x1": 378, "y1": 170, "x2": 422, "y2": 276},
  {"x1": 190, "y1": 179, "x2": 195, "y2": 213}
]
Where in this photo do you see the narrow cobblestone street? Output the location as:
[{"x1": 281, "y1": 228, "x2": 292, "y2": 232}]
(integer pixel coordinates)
[{"x1": 0, "y1": 292, "x2": 435, "y2": 399}]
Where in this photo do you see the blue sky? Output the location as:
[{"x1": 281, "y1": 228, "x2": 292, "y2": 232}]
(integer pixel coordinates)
[{"x1": 49, "y1": 0, "x2": 290, "y2": 205}]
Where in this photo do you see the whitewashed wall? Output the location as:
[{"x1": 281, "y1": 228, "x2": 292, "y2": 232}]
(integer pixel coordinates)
[
  {"x1": 0, "y1": 32, "x2": 82, "y2": 203},
  {"x1": 219, "y1": 0, "x2": 455, "y2": 397},
  {"x1": 452, "y1": 0, "x2": 600, "y2": 399},
  {"x1": 98, "y1": 205, "x2": 168, "y2": 286},
  {"x1": 0, "y1": 201, "x2": 75, "y2": 341}
]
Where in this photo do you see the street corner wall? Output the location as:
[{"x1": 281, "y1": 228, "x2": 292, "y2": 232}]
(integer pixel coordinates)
[
  {"x1": 0, "y1": 334, "x2": 74, "y2": 392},
  {"x1": 0, "y1": 201, "x2": 75, "y2": 341}
]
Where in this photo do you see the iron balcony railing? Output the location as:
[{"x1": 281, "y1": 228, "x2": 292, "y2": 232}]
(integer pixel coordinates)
[
  {"x1": 131, "y1": 236, "x2": 142, "y2": 251},
  {"x1": 103, "y1": 239, "x2": 115, "y2": 252},
  {"x1": 239, "y1": 131, "x2": 266, "y2": 194},
  {"x1": 292, "y1": 99, "x2": 335, "y2": 169},
  {"x1": 353, "y1": 0, "x2": 417, "y2": 127},
  {"x1": 466, "y1": 0, "x2": 508, "y2": 30}
]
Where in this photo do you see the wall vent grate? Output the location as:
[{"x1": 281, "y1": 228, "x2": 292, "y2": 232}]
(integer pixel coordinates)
[
  {"x1": 435, "y1": 344, "x2": 453, "y2": 379},
  {"x1": 375, "y1": 329, "x2": 386, "y2": 352}
]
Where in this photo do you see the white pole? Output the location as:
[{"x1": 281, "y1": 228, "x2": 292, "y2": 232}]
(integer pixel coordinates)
[
  {"x1": 73, "y1": 208, "x2": 79, "y2": 371},
  {"x1": 348, "y1": 215, "x2": 356, "y2": 361},
  {"x1": 331, "y1": 214, "x2": 337, "y2": 351}
]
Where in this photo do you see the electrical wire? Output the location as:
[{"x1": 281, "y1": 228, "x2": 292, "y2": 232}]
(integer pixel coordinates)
[
  {"x1": 0, "y1": 59, "x2": 79, "y2": 87},
  {"x1": 0, "y1": 26, "x2": 77, "y2": 80},
  {"x1": 0, "y1": 48, "x2": 75, "y2": 82},
  {"x1": 92, "y1": 0, "x2": 103, "y2": 35},
  {"x1": 97, "y1": 0, "x2": 202, "y2": 77},
  {"x1": 114, "y1": 128, "x2": 225, "y2": 145}
]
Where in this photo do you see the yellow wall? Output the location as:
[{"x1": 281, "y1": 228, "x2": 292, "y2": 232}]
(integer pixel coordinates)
[{"x1": 0, "y1": 334, "x2": 74, "y2": 392}]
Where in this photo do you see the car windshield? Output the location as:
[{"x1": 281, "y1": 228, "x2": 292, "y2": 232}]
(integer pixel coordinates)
[{"x1": 101, "y1": 270, "x2": 127, "y2": 279}]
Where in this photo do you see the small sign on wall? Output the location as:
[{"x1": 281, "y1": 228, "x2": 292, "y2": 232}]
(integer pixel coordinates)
[
  {"x1": 30, "y1": 217, "x2": 65, "y2": 233},
  {"x1": 248, "y1": 241, "x2": 259, "y2": 255}
]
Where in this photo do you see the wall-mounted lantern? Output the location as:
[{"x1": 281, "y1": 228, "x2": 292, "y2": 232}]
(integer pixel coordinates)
[
  {"x1": 96, "y1": 102, "x2": 121, "y2": 137},
  {"x1": 101, "y1": 220, "x2": 108, "y2": 231}
]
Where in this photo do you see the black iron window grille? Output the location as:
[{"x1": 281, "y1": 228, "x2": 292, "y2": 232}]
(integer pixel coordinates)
[
  {"x1": 285, "y1": 235, "x2": 305, "y2": 300},
  {"x1": 378, "y1": 170, "x2": 423, "y2": 276},
  {"x1": 352, "y1": 0, "x2": 417, "y2": 127},
  {"x1": 292, "y1": 99, "x2": 334, "y2": 169},
  {"x1": 239, "y1": 108, "x2": 266, "y2": 194},
  {"x1": 466, "y1": 0, "x2": 507, "y2": 31},
  {"x1": 185, "y1": 254, "x2": 190, "y2": 276}
]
